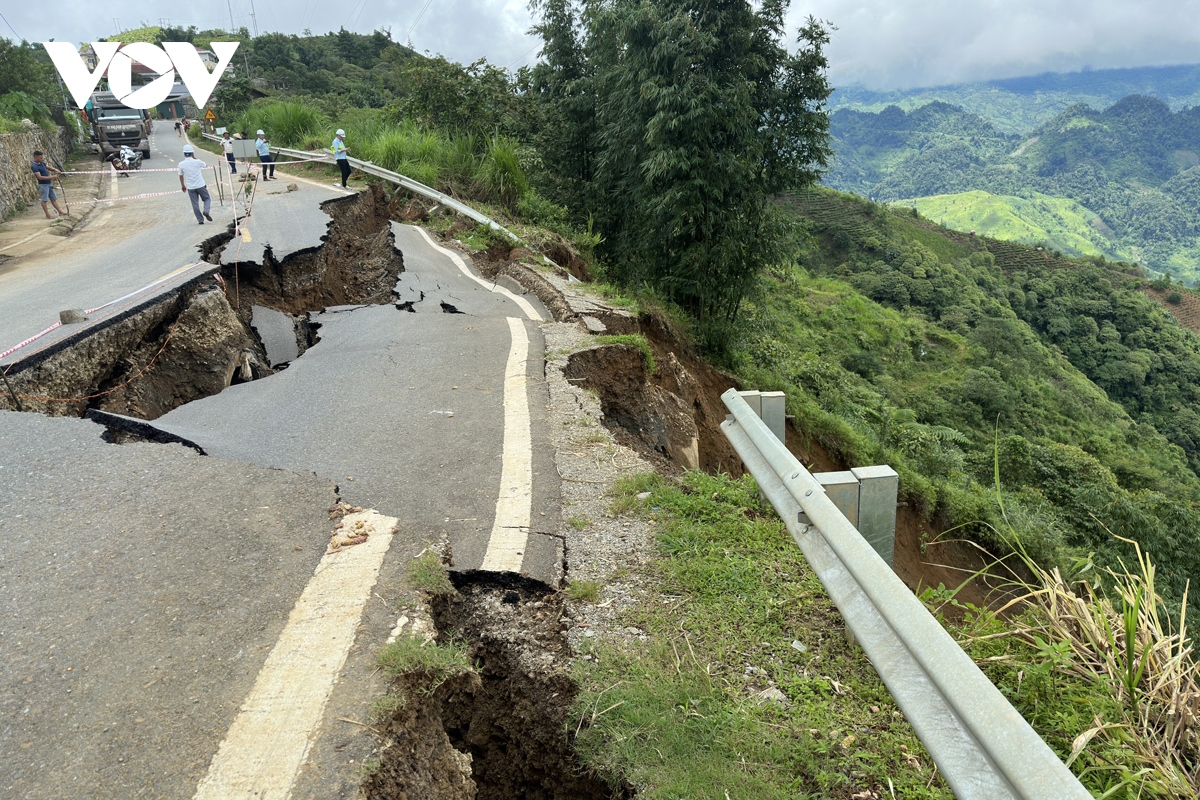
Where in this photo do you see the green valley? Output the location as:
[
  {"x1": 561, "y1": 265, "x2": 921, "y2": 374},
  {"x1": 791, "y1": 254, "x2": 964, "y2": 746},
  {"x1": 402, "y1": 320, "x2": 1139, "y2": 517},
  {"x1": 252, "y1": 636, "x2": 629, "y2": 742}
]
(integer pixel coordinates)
[
  {"x1": 892, "y1": 190, "x2": 1125, "y2": 260},
  {"x1": 826, "y1": 95, "x2": 1200, "y2": 282}
]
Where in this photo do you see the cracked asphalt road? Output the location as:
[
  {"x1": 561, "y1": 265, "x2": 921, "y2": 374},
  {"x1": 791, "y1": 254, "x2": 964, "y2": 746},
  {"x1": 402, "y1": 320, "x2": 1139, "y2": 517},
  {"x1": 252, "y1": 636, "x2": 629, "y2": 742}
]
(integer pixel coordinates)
[{"x1": 0, "y1": 164, "x2": 558, "y2": 797}]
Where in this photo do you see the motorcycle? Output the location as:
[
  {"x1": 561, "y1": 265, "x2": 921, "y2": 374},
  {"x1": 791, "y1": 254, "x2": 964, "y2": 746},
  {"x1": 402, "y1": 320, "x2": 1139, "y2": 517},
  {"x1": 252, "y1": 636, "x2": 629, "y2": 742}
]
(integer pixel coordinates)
[{"x1": 109, "y1": 145, "x2": 143, "y2": 176}]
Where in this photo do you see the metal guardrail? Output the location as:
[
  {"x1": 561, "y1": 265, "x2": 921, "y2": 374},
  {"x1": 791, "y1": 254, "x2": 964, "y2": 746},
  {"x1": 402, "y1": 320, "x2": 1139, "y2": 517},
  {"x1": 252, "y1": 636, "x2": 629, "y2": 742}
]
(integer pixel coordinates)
[
  {"x1": 201, "y1": 132, "x2": 521, "y2": 243},
  {"x1": 720, "y1": 388, "x2": 1092, "y2": 800}
]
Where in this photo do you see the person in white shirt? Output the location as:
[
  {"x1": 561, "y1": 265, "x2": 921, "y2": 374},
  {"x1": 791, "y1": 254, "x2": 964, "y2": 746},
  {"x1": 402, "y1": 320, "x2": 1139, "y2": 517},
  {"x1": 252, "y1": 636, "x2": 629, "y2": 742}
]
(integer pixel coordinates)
[
  {"x1": 254, "y1": 129, "x2": 275, "y2": 180},
  {"x1": 221, "y1": 130, "x2": 237, "y2": 174},
  {"x1": 178, "y1": 145, "x2": 213, "y2": 225}
]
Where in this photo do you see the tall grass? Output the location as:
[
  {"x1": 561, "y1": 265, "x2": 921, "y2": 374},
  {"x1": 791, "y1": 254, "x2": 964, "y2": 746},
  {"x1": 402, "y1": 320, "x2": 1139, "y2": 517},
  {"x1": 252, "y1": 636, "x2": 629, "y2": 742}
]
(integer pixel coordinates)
[
  {"x1": 478, "y1": 136, "x2": 529, "y2": 207},
  {"x1": 232, "y1": 101, "x2": 329, "y2": 148},
  {"x1": 981, "y1": 540, "x2": 1200, "y2": 796},
  {"x1": 231, "y1": 99, "x2": 533, "y2": 207}
]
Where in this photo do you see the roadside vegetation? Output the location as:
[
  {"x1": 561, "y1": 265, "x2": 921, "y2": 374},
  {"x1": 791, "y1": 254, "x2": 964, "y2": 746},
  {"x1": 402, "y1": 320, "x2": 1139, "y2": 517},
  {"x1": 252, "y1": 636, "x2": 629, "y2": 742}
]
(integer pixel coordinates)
[
  {"x1": 24, "y1": 15, "x2": 1200, "y2": 797},
  {"x1": 589, "y1": 470, "x2": 1200, "y2": 797},
  {"x1": 576, "y1": 471, "x2": 952, "y2": 799}
]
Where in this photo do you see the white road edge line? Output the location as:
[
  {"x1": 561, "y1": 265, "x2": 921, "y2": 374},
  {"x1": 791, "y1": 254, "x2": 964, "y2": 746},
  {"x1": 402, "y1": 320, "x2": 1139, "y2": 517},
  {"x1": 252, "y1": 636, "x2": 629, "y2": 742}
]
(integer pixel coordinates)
[
  {"x1": 193, "y1": 510, "x2": 397, "y2": 800},
  {"x1": 480, "y1": 317, "x2": 535, "y2": 572},
  {"x1": 412, "y1": 225, "x2": 542, "y2": 321}
]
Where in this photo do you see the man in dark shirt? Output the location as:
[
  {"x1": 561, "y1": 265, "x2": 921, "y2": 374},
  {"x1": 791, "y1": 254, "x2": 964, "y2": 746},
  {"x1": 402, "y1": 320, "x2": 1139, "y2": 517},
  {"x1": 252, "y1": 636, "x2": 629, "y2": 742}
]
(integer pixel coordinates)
[{"x1": 31, "y1": 151, "x2": 66, "y2": 219}]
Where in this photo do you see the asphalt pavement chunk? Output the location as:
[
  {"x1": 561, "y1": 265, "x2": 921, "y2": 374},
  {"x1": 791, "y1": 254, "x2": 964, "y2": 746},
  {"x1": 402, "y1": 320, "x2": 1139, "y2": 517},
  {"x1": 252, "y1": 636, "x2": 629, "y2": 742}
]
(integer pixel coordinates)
[
  {"x1": 0, "y1": 122, "x2": 343, "y2": 355},
  {"x1": 0, "y1": 411, "x2": 338, "y2": 799},
  {"x1": 220, "y1": 180, "x2": 333, "y2": 267},
  {"x1": 143, "y1": 307, "x2": 562, "y2": 584}
]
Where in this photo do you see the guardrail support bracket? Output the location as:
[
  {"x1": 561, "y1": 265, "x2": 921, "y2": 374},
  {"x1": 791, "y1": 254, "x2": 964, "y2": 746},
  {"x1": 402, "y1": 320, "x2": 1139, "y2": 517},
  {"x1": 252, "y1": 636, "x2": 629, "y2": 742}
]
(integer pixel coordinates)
[
  {"x1": 851, "y1": 465, "x2": 899, "y2": 568},
  {"x1": 738, "y1": 390, "x2": 786, "y2": 442}
]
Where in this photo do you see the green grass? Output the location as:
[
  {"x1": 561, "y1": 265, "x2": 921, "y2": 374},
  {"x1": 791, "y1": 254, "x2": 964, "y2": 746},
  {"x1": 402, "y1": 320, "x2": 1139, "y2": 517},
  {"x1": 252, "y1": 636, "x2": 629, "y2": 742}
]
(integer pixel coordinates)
[
  {"x1": 376, "y1": 635, "x2": 474, "y2": 686},
  {"x1": 893, "y1": 190, "x2": 1129, "y2": 261},
  {"x1": 593, "y1": 334, "x2": 656, "y2": 375},
  {"x1": 406, "y1": 550, "x2": 455, "y2": 596},
  {"x1": 568, "y1": 515, "x2": 592, "y2": 531},
  {"x1": 572, "y1": 470, "x2": 952, "y2": 799},
  {"x1": 566, "y1": 579, "x2": 602, "y2": 603},
  {"x1": 926, "y1": 579, "x2": 1192, "y2": 798}
]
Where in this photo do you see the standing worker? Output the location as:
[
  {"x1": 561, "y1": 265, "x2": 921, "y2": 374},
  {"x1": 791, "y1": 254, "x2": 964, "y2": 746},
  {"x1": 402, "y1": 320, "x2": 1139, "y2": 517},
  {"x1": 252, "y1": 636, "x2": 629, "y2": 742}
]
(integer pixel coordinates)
[
  {"x1": 255, "y1": 130, "x2": 275, "y2": 181},
  {"x1": 178, "y1": 145, "x2": 213, "y2": 225},
  {"x1": 220, "y1": 130, "x2": 237, "y2": 174},
  {"x1": 30, "y1": 150, "x2": 67, "y2": 219},
  {"x1": 331, "y1": 128, "x2": 351, "y2": 188}
]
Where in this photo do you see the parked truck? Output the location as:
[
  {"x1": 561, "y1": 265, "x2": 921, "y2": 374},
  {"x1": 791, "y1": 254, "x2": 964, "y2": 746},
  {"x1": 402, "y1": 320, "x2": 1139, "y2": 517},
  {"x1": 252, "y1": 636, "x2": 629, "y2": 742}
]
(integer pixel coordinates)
[{"x1": 86, "y1": 93, "x2": 152, "y2": 161}]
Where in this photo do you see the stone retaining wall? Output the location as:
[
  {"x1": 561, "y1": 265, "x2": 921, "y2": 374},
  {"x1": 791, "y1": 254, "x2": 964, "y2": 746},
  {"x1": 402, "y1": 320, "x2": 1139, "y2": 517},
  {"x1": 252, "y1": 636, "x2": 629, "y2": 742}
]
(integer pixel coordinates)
[{"x1": 0, "y1": 124, "x2": 76, "y2": 220}]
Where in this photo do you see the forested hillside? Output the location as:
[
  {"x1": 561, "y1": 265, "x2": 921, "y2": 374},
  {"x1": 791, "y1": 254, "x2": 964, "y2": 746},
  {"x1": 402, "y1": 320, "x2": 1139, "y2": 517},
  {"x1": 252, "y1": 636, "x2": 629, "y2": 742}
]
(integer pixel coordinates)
[
  {"x1": 825, "y1": 97, "x2": 1200, "y2": 281},
  {"x1": 736, "y1": 188, "x2": 1200, "y2": 612},
  {"x1": 832, "y1": 63, "x2": 1200, "y2": 133}
]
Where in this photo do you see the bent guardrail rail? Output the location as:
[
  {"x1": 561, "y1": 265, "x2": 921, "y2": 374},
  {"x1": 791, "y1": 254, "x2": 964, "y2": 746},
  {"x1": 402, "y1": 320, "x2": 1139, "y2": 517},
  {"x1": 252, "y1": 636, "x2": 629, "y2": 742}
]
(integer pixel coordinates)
[
  {"x1": 201, "y1": 132, "x2": 521, "y2": 242},
  {"x1": 720, "y1": 388, "x2": 1091, "y2": 800}
]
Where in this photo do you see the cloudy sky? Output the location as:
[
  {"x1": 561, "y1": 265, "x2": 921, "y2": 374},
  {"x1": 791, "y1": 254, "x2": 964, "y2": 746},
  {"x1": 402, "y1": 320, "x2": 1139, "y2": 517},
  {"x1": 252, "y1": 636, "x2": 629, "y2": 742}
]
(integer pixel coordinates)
[{"x1": 3, "y1": 0, "x2": 1199, "y2": 90}]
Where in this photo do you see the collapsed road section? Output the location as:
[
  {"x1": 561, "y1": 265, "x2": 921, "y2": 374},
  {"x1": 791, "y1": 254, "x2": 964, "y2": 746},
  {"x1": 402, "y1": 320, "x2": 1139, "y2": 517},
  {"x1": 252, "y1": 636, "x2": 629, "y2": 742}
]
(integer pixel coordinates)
[{"x1": 0, "y1": 186, "x2": 404, "y2": 420}]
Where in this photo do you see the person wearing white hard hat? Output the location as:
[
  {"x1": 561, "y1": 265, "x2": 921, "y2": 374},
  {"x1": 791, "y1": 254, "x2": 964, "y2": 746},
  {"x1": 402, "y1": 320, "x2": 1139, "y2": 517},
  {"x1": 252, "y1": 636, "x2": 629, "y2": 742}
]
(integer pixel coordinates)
[
  {"x1": 220, "y1": 130, "x2": 237, "y2": 174},
  {"x1": 254, "y1": 129, "x2": 275, "y2": 180},
  {"x1": 178, "y1": 145, "x2": 212, "y2": 224},
  {"x1": 331, "y1": 128, "x2": 351, "y2": 188}
]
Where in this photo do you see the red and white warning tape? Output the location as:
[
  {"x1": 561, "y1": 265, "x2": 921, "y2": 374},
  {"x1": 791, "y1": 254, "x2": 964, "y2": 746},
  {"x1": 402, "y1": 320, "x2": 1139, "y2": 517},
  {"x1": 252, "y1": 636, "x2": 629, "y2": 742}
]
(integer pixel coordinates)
[
  {"x1": 0, "y1": 262, "x2": 209, "y2": 361},
  {"x1": 61, "y1": 167, "x2": 182, "y2": 174},
  {"x1": 71, "y1": 189, "x2": 192, "y2": 205}
]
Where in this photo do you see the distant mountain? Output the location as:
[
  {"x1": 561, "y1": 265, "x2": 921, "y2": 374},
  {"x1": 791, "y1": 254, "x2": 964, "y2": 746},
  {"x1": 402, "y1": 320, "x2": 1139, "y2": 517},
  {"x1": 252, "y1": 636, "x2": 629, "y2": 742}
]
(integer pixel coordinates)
[
  {"x1": 824, "y1": 96, "x2": 1200, "y2": 281},
  {"x1": 832, "y1": 63, "x2": 1200, "y2": 135}
]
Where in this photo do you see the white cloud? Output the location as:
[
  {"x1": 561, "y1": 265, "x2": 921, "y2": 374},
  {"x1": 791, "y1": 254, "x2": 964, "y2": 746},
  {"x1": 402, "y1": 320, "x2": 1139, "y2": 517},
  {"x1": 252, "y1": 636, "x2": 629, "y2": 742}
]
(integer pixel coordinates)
[
  {"x1": 796, "y1": 0, "x2": 1200, "y2": 88},
  {"x1": 6, "y1": 0, "x2": 1199, "y2": 90}
]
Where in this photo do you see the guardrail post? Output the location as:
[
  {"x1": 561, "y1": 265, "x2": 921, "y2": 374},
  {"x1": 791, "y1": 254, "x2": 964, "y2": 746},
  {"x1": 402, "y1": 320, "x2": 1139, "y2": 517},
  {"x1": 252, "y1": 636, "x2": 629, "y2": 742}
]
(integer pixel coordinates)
[
  {"x1": 816, "y1": 471, "x2": 859, "y2": 527},
  {"x1": 759, "y1": 391, "x2": 786, "y2": 442},
  {"x1": 738, "y1": 390, "x2": 761, "y2": 418},
  {"x1": 852, "y1": 465, "x2": 899, "y2": 567},
  {"x1": 738, "y1": 390, "x2": 786, "y2": 443}
]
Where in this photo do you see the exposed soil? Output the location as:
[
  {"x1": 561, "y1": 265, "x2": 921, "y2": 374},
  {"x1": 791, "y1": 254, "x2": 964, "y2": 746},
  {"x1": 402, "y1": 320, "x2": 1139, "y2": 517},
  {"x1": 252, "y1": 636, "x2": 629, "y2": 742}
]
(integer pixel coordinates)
[
  {"x1": 0, "y1": 187, "x2": 404, "y2": 421},
  {"x1": 216, "y1": 184, "x2": 403, "y2": 319},
  {"x1": 364, "y1": 577, "x2": 629, "y2": 800}
]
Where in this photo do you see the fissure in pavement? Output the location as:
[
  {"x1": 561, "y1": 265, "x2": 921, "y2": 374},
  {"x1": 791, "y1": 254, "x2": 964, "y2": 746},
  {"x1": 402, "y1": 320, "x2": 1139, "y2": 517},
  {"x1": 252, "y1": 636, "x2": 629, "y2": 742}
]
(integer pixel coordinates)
[
  {"x1": 0, "y1": 186, "x2": 404, "y2": 422},
  {"x1": 365, "y1": 575, "x2": 630, "y2": 800}
]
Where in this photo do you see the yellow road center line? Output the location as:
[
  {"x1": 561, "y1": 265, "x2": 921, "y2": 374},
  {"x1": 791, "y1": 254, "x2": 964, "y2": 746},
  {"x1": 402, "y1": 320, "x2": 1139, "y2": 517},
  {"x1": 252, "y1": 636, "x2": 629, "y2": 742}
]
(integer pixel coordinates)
[
  {"x1": 480, "y1": 317, "x2": 534, "y2": 573},
  {"x1": 412, "y1": 225, "x2": 542, "y2": 321},
  {"x1": 193, "y1": 510, "x2": 397, "y2": 800}
]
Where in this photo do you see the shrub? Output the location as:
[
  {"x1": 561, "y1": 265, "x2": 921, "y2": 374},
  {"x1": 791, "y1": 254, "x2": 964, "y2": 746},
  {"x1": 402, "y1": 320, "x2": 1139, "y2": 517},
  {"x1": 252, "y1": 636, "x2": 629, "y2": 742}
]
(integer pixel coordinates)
[
  {"x1": 477, "y1": 136, "x2": 529, "y2": 208},
  {"x1": 1167, "y1": 291, "x2": 1183, "y2": 304},
  {"x1": 234, "y1": 101, "x2": 329, "y2": 147}
]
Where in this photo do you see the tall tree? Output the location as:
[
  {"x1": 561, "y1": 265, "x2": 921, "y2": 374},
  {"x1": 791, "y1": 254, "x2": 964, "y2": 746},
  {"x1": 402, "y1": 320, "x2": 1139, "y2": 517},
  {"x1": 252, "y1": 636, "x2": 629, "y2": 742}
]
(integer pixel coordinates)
[
  {"x1": 528, "y1": 0, "x2": 595, "y2": 211},
  {"x1": 531, "y1": 0, "x2": 833, "y2": 333}
]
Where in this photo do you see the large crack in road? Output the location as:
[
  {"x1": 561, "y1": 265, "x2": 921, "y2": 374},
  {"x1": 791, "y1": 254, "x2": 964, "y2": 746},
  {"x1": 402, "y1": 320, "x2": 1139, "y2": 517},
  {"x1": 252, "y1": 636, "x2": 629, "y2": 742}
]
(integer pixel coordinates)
[{"x1": 0, "y1": 176, "x2": 615, "y2": 798}]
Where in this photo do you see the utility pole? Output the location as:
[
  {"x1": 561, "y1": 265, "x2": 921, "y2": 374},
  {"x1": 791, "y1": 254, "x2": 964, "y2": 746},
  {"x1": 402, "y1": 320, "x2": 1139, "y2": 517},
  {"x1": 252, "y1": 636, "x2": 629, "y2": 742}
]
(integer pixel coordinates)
[
  {"x1": 227, "y1": 0, "x2": 236, "y2": 32},
  {"x1": 112, "y1": 18, "x2": 121, "y2": 36},
  {"x1": 249, "y1": 0, "x2": 259, "y2": 37}
]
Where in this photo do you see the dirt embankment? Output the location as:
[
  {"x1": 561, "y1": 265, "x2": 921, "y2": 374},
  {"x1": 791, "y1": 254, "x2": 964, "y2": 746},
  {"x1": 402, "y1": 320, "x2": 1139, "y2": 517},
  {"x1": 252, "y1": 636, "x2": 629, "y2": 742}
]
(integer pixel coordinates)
[
  {"x1": 429, "y1": 217, "x2": 1002, "y2": 607},
  {"x1": 363, "y1": 579, "x2": 628, "y2": 800}
]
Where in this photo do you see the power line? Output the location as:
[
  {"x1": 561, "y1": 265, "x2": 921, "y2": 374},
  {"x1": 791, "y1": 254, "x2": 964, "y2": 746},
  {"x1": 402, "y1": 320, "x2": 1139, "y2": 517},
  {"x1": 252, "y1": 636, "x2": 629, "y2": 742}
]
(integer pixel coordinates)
[
  {"x1": 350, "y1": 0, "x2": 369, "y2": 31},
  {"x1": 0, "y1": 11, "x2": 21, "y2": 40},
  {"x1": 505, "y1": 42, "x2": 540, "y2": 71},
  {"x1": 341, "y1": 0, "x2": 368, "y2": 30},
  {"x1": 405, "y1": 0, "x2": 435, "y2": 44}
]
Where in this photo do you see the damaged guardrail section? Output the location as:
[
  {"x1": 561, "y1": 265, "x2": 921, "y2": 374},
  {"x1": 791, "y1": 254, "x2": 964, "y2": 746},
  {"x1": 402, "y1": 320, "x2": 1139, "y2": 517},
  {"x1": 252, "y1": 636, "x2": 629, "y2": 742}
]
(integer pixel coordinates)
[{"x1": 720, "y1": 388, "x2": 1091, "y2": 800}]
